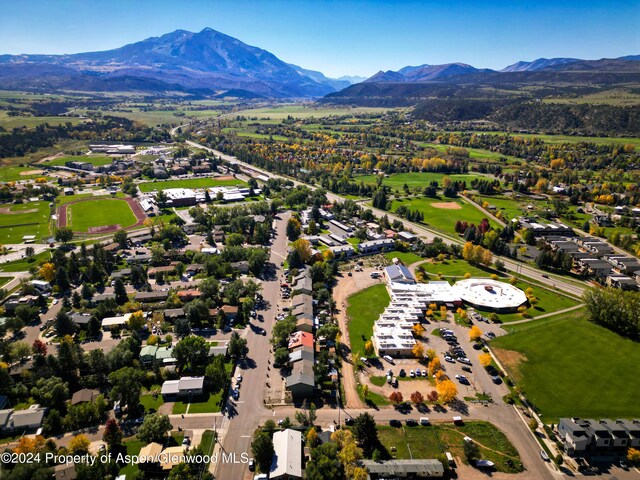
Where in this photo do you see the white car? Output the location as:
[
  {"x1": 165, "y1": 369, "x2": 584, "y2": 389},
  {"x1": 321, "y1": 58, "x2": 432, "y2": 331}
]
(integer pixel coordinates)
[
  {"x1": 52, "y1": 298, "x2": 58, "y2": 305},
  {"x1": 409, "y1": 369, "x2": 415, "y2": 377},
  {"x1": 236, "y1": 374, "x2": 243, "y2": 382}
]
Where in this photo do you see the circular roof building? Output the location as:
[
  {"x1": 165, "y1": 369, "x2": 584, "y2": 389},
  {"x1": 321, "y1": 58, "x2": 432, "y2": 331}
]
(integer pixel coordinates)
[{"x1": 452, "y1": 278, "x2": 527, "y2": 312}]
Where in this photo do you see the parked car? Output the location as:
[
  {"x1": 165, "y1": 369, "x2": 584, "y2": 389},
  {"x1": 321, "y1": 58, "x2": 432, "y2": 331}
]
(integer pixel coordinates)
[
  {"x1": 389, "y1": 419, "x2": 402, "y2": 427},
  {"x1": 248, "y1": 458, "x2": 255, "y2": 471},
  {"x1": 406, "y1": 419, "x2": 418, "y2": 426},
  {"x1": 383, "y1": 355, "x2": 394, "y2": 364},
  {"x1": 461, "y1": 365, "x2": 472, "y2": 373},
  {"x1": 444, "y1": 355, "x2": 455, "y2": 363},
  {"x1": 409, "y1": 369, "x2": 415, "y2": 377},
  {"x1": 236, "y1": 374, "x2": 243, "y2": 382},
  {"x1": 491, "y1": 375, "x2": 502, "y2": 384},
  {"x1": 399, "y1": 369, "x2": 406, "y2": 377},
  {"x1": 486, "y1": 332, "x2": 496, "y2": 339}
]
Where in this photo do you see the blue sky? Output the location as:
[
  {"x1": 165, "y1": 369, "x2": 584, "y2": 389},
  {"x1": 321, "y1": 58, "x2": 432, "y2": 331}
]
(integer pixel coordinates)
[{"x1": 1, "y1": 0, "x2": 638, "y2": 77}]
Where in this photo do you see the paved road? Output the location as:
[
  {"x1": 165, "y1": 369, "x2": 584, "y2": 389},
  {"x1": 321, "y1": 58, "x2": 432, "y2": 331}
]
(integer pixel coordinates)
[
  {"x1": 214, "y1": 211, "x2": 291, "y2": 480},
  {"x1": 0, "y1": 271, "x2": 31, "y2": 292},
  {"x1": 184, "y1": 139, "x2": 586, "y2": 299}
]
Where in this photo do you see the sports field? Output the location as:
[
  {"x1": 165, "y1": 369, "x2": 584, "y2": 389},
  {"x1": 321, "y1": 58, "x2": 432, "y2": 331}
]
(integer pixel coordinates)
[
  {"x1": 44, "y1": 156, "x2": 113, "y2": 167},
  {"x1": 491, "y1": 309, "x2": 640, "y2": 422},
  {"x1": 0, "y1": 202, "x2": 51, "y2": 243},
  {"x1": 138, "y1": 177, "x2": 247, "y2": 192},
  {"x1": 391, "y1": 196, "x2": 493, "y2": 237},
  {"x1": 346, "y1": 283, "x2": 390, "y2": 358},
  {"x1": 357, "y1": 172, "x2": 485, "y2": 190},
  {"x1": 67, "y1": 198, "x2": 137, "y2": 232},
  {"x1": 0, "y1": 166, "x2": 49, "y2": 182}
]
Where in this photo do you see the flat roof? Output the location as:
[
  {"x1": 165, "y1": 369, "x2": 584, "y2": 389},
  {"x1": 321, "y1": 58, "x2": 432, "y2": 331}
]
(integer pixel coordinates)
[
  {"x1": 271, "y1": 429, "x2": 302, "y2": 478},
  {"x1": 452, "y1": 279, "x2": 527, "y2": 309}
]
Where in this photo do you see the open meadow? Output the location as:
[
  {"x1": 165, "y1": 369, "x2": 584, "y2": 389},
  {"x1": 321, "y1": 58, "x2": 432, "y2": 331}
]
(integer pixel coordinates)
[
  {"x1": 138, "y1": 177, "x2": 247, "y2": 192},
  {"x1": 66, "y1": 198, "x2": 137, "y2": 232},
  {"x1": 0, "y1": 166, "x2": 49, "y2": 182},
  {"x1": 391, "y1": 196, "x2": 493, "y2": 237},
  {"x1": 357, "y1": 172, "x2": 486, "y2": 190},
  {"x1": 491, "y1": 309, "x2": 640, "y2": 422},
  {"x1": 44, "y1": 155, "x2": 114, "y2": 167},
  {"x1": 0, "y1": 202, "x2": 51, "y2": 243},
  {"x1": 346, "y1": 283, "x2": 390, "y2": 358}
]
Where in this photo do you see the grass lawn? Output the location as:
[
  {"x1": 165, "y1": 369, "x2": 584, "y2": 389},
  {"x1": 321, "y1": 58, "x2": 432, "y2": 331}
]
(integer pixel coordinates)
[
  {"x1": 172, "y1": 390, "x2": 226, "y2": 414},
  {"x1": 391, "y1": 196, "x2": 493, "y2": 237},
  {"x1": 138, "y1": 177, "x2": 247, "y2": 192},
  {"x1": 44, "y1": 155, "x2": 113, "y2": 167},
  {"x1": 140, "y1": 394, "x2": 164, "y2": 413},
  {"x1": 68, "y1": 198, "x2": 137, "y2": 232},
  {"x1": 495, "y1": 279, "x2": 580, "y2": 323},
  {"x1": 377, "y1": 421, "x2": 523, "y2": 473},
  {"x1": 0, "y1": 250, "x2": 50, "y2": 273},
  {"x1": 491, "y1": 308, "x2": 640, "y2": 423},
  {"x1": 0, "y1": 165, "x2": 50, "y2": 182},
  {"x1": 357, "y1": 172, "x2": 485, "y2": 190},
  {"x1": 0, "y1": 277, "x2": 11, "y2": 287},
  {"x1": 0, "y1": 201, "x2": 51, "y2": 244},
  {"x1": 199, "y1": 430, "x2": 216, "y2": 457},
  {"x1": 231, "y1": 105, "x2": 395, "y2": 120},
  {"x1": 347, "y1": 283, "x2": 390, "y2": 357},
  {"x1": 384, "y1": 251, "x2": 423, "y2": 265},
  {"x1": 416, "y1": 258, "x2": 504, "y2": 281},
  {"x1": 118, "y1": 438, "x2": 146, "y2": 478}
]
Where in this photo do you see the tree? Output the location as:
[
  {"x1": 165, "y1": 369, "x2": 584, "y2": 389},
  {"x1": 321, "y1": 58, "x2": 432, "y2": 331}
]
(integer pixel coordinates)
[
  {"x1": 39, "y1": 263, "x2": 55, "y2": 282},
  {"x1": 113, "y1": 230, "x2": 128, "y2": 249},
  {"x1": 137, "y1": 414, "x2": 172, "y2": 443},
  {"x1": 30, "y1": 376, "x2": 69, "y2": 411},
  {"x1": 436, "y1": 379, "x2": 458, "y2": 404},
  {"x1": 291, "y1": 238, "x2": 312, "y2": 264},
  {"x1": 127, "y1": 310, "x2": 145, "y2": 332},
  {"x1": 252, "y1": 431, "x2": 274, "y2": 473},
  {"x1": 9, "y1": 341, "x2": 32, "y2": 362},
  {"x1": 428, "y1": 357, "x2": 441, "y2": 376},
  {"x1": 205, "y1": 355, "x2": 227, "y2": 392},
  {"x1": 69, "y1": 434, "x2": 90, "y2": 455},
  {"x1": 274, "y1": 347, "x2": 290, "y2": 367},
  {"x1": 175, "y1": 317, "x2": 191, "y2": 337},
  {"x1": 464, "y1": 439, "x2": 480, "y2": 463},
  {"x1": 427, "y1": 390, "x2": 439, "y2": 403},
  {"x1": 32, "y1": 339, "x2": 47, "y2": 356},
  {"x1": 228, "y1": 331, "x2": 248, "y2": 359},
  {"x1": 479, "y1": 353, "x2": 492, "y2": 367},
  {"x1": 338, "y1": 440, "x2": 361, "y2": 478},
  {"x1": 412, "y1": 342, "x2": 424, "y2": 359},
  {"x1": 469, "y1": 325, "x2": 483, "y2": 341},
  {"x1": 103, "y1": 419, "x2": 123, "y2": 450},
  {"x1": 305, "y1": 443, "x2": 345, "y2": 480},
  {"x1": 353, "y1": 413, "x2": 378, "y2": 457},
  {"x1": 628, "y1": 447, "x2": 640, "y2": 463},
  {"x1": 109, "y1": 367, "x2": 145, "y2": 412},
  {"x1": 55, "y1": 227, "x2": 74, "y2": 244},
  {"x1": 410, "y1": 391, "x2": 424, "y2": 405},
  {"x1": 412, "y1": 323, "x2": 425, "y2": 337},
  {"x1": 54, "y1": 310, "x2": 76, "y2": 337},
  {"x1": 389, "y1": 391, "x2": 403, "y2": 405},
  {"x1": 113, "y1": 278, "x2": 127, "y2": 305},
  {"x1": 174, "y1": 336, "x2": 209, "y2": 372},
  {"x1": 55, "y1": 266, "x2": 71, "y2": 292},
  {"x1": 363, "y1": 340, "x2": 374, "y2": 356},
  {"x1": 307, "y1": 427, "x2": 319, "y2": 447},
  {"x1": 286, "y1": 217, "x2": 301, "y2": 241}
]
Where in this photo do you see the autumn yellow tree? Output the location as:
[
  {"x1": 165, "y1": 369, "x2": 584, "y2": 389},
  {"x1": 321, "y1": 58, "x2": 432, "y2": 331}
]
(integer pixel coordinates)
[
  {"x1": 127, "y1": 310, "x2": 145, "y2": 331},
  {"x1": 428, "y1": 357, "x2": 441, "y2": 376},
  {"x1": 469, "y1": 325, "x2": 483, "y2": 341},
  {"x1": 322, "y1": 249, "x2": 335, "y2": 262},
  {"x1": 69, "y1": 434, "x2": 91, "y2": 454},
  {"x1": 291, "y1": 238, "x2": 312, "y2": 263},
  {"x1": 39, "y1": 263, "x2": 55, "y2": 282},
  {"x1": 14, "y1": 435, "x2": 45, "y2": 454},
  {"x1": 361, "y1": 384, "x2": 369, "y2": 399},
  {"x1": 330, "y1": 429, "x2": 354, "y2": 449},
  {"x1": 353, "y1": 467, "x2": 369, "y2": 480},
  {"x1": 339, "y1": 440, "x2": 362, "y2": 477},
  {"x1": 306, "y1": 427, "x2": 318, "y2": 447},
  {"x1": 627, "y1": 447, "x2": 640, "y2": 463},
  {"x1": 436, "y1": 379, "x2": 458, "y2": 404},
  {"x1": 363, "y1": 340, "x2": 374, "y2": 356},
  {"x1": 425, "y1": 348, "x2": 437, "y2": 362},
  {"x1": 479, "y1": 353, "x2": 492, "y2": 367},
  {"x1": 412, "y1": 342, "x2": 424, "y2": 359},
  {"x1": 412, "y1": 323, "x2": 425, "y2": 337}
]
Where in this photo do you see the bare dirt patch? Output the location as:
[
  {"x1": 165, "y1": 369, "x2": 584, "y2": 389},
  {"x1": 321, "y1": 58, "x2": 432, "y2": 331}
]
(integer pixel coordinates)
[
  {"x1": 88, "y1": 224, "x2": 121, "y2": 234},
  {"x1": 0, "y1": 207, "x2": 38, "y2": 215},
  {"x1": 492, "y1": 347, "x2": 527, "y2": 383},
  {"x1": 431, "y1": 202, "x2": 462, "y2": 210},
  {"x1": 20, "y1": 169, "x2": 44, "y2": 176},
  {"x1": 216, "y1": 175, "x2": 235, "y2": 181}
]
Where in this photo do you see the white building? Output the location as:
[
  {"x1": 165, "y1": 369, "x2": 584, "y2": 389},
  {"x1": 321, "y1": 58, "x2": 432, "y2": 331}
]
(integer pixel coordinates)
[
  {"x1": 452, "y1": 279, "x2": 527, "y2": 312},
  {"x1": 372, "y1": 319, "x2": 417, "y2": 357},
  {"x1": 270, "y1": 429, "x2": 302, "y2": 480}
]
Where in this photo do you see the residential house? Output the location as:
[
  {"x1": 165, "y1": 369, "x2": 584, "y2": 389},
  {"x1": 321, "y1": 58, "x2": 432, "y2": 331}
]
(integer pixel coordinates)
[
  {"x1": 161, "y1": 376, "x2": 205, "y2": 399},
  {"x1": 286, "y1": 360, "x2": 315, "y2": 398},
  {"x1": 288, "y1": 345, "x2": 314, "y2": 365},
  {"x1": 360, "y1": 459, "x2": 444, "y2": 479},
  {"x1": 288, "y1": 331, "x2": 314, "y2": 351},
  {"x1": 140, "y1": 345, "x2": 159, "y2": 366},
  {"x1": 134, "y1": 291, "x2": 169, "y2": 303},
  {"x1": 558, "y1": 418, "x2": 590, "y2": 454},
  {"x1": 148, "y1": 265, "x2": 176, "y2": 278},
  {"x1": 70, "y1": 389, "x2": 100, "y2": 406},
  {"x1": 164, "y1": 308, "x2": 186, "y2": 321},
  {"x1": 270, "y1": 429, "x2": 303, "y2": 480},
  {"x1": 177, "y1": 289, "x2": 202, "y2": 301},
  {"x1": 385, "y1": 264, "x2": 416, "y2": 284},
  {"x1": 296, "y1": 318, "x2": 314, "y2": 333}
]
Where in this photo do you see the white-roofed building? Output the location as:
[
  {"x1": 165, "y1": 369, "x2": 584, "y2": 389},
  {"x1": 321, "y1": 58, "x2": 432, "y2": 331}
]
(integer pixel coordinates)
[
  {"x1": 270, "y1": 429, "x2": 302, "y2": 480},
  {"x1": 452, "y1": 278, "x2": 527, "y2": 312},
  {"x1": 101, "y1": 313, "x2": 132, "y2": 329}
]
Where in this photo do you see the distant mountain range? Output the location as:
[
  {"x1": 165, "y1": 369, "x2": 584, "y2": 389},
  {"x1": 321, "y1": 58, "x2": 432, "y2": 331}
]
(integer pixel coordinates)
[
  {"x1": 0, "y1": 28, "x2": 355, "y2": 97},
  {"x1": 0, "y1": 28, "x2": 637, "y2": 99}
]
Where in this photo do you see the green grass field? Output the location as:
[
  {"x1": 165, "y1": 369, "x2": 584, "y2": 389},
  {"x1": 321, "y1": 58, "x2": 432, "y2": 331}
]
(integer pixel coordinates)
[
  {"x1": 44, "y1": 155, "x2": 113, "y2": 167},
  {"x1": 391, "y1": 196, "x2": 493, "y2": 237},
  {"x1": 0, "y1": 201, "x2": 51, "y2": 243},
  {"x1": 0, "y1": 111, "x2": 86, "y2": 130},
  {"x1": 417, "y1": 258, "x2": 505, "y2": 280},
  {"x1": 230, "y1": 105, "x2": 396, "y2": 120},
  {"x1": 0, "y1": 166, "x2": 49, "y2": 182},
  {"x1": 138, "y1": 177, "x2": 247, "y2": 192},
  {"x1": 346, "y1": 283, "x2": 390, "y2": 357},
  {"x1": 491, "y1": 308, "x2": 640, "y2": 422},
  {"x1": 172, "y1": 390, "x2": 225, "y2": 414},
  {"x1": 377, "y1": 421, "x2": 523, "y2": 473},
  {"x1": 118, "y1": 438, "x2": 145, "y2": 478},
  {"x1": 383, "y1": 251, "x2": 423, "y2": 265},
  {"x1": 67, "y1": 198, "x2": 137, "y2": 232},
  {"x1": 357, "y1": 172, "x2": 485, "y2": 190}
]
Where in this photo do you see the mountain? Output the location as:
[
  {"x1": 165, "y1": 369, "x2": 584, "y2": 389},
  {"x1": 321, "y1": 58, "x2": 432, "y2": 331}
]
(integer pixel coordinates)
[
  {"x1": 0, "y1": 28, "x2": 341, "y2": 97},
  {"x1": 501, "y1": 57, "x2": 580, "y2": 72},
  {"x1": 336, "y1": 75, "x2": 367, "y2": 84},
  {"x1": 363, "y1": 63, "x2": 493, "y2": 83}
]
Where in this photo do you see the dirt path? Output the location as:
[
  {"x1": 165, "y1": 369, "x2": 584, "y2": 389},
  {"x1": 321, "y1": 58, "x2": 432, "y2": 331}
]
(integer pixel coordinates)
[{"x1": 333, "y1": 266, "x2": 385, "y2": 409}]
